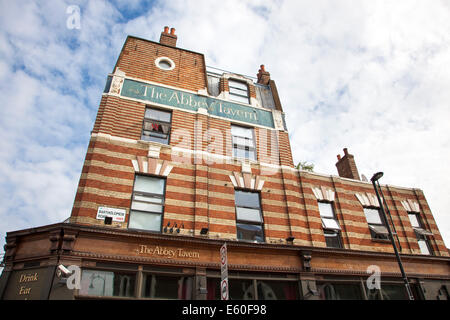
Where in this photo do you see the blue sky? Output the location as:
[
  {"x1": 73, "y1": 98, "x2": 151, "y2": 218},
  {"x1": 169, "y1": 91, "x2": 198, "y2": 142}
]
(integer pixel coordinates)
[{"x1": 1, "y1": 0, "x2": 449, "y2": 263}]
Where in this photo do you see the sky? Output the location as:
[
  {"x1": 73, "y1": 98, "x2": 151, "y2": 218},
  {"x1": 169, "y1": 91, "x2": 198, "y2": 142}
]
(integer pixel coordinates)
[{"x1": 0, "y1": 0, "x2": 449, "y2": 264}]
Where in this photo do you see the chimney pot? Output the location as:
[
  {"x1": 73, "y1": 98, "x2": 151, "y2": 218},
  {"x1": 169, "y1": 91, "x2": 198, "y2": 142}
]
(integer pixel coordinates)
[
  {"x1": 160, "y1": 26, "x2": 177, "y2": 47},
  {"x1": 257, "y1": 64, "x2": 270, "y2": 85}
]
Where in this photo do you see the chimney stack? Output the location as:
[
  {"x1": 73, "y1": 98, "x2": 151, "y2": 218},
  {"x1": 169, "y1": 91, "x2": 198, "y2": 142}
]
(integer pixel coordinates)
[
  {"x1": 257, "y1": 64, "x2": 271, "y2": 85},
  {"x1": 160, "y1": 26, "x2": 177, "y2": 47},
  {"x1": 335, "y1": 148, "x2": 361, "y2": 180}
]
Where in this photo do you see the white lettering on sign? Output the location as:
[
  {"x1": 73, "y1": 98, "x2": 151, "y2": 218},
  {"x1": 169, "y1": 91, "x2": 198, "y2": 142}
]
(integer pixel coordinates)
[{"x1": 96, "y1": 207, "x2": 126, "y2": 222}]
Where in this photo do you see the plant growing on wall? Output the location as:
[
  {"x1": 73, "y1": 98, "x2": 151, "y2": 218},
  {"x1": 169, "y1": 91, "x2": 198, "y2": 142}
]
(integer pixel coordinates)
[{"x1": 296, "y1": 161, "x2": 314, "y2": 172}]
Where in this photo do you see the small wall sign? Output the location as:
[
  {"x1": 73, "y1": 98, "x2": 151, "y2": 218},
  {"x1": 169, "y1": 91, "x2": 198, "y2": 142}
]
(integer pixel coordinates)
[{"x1": 96, "y1": 207, "x2": 126, "y2": 222}]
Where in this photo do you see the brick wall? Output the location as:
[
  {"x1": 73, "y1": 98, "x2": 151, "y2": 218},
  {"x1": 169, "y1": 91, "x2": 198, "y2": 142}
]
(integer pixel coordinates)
[
  {"x1": 70, "y1": 35, "x2": 448, "y2": 257},
  {"x1": 114, "y1": 36, "x2": 207, "y2": 92},
  {"x1": 70, "y1": 130, "x2": 448, "y2": 256}
]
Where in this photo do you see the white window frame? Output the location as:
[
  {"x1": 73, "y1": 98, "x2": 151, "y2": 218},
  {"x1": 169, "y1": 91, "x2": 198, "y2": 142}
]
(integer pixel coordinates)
[
  {"x1": 363, "y1": 207, "x2": 390, "y2": 240},
  {"x1": 318, "y1": 201, "x2": 342, "y2": 248},
  {"x1": 155, "y1": 57, "x2": 175, "y2": 71},
  {"x1": 128, "y1": 175, "x2": 166, "y2": 232},
  {"x1": 228, "y1": 79, "x2": 250, "y2": 104},
  {"x1": 408, "y1": 211, "x2": 433, "y2": 255},
  {"x1": 231, "y1": 124, "x2": 256, "y2": 161},
  {"x1": 234, "y1": 190, "x2": 264, "y2": 243},
  {"x1": 141, "y1": 107, "x2": 172, "y2": 144}
]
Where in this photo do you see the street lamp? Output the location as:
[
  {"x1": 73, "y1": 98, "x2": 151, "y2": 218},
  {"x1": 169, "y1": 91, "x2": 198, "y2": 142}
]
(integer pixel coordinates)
[{"x1": 371, "y1": 172, "x2": 414, "y2": 300}]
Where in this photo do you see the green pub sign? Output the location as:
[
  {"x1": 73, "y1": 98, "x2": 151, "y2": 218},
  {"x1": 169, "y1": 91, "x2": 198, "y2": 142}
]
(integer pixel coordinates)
[{"x1": 121, "y1": 79, "x2": 275, "y2": 128}]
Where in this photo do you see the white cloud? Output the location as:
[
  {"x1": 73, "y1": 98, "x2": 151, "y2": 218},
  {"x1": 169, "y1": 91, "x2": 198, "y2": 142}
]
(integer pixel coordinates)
[{"x1": 0, "y1": 0, "x2": 449, "y2": 261}]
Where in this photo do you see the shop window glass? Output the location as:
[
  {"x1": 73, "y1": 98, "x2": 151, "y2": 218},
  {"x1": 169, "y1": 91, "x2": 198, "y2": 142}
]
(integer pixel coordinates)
[
  {"x1": 206, "y1": 278, "x2": 298, "y2": 300},
  {"x1": 318, "y1": 283, "x2": 363, "y2": 300},
  {"x1": 79, "y1": 270, "x2": 136, "y2": 297},
  {"x1": 256, "y1": 280, "x2": 299, "y2": 300},
  {"x1": 141, "y1": 274, "x2": 192, "y2": 299},
  {"x1": 229, "y1": 279, "x2": 255, "y2": 300},
  {"x1": 367, "y1": 284, "x2": 409, "y2": 300}
]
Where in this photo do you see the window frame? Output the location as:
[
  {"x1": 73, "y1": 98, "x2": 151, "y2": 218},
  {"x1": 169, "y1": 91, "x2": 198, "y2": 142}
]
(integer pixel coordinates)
[
  {"x1": 155, "y1": 56, "x2": 175, "y2": 71},
  {"x1": 228, "y1": 79, "x2": 250, "y2": 104},
  {"x1": 363, "y1": 207, "x2": 390, "y2": 241},
  {"x1": 408, "y1": 211, "x2": 433, "y2": 255},
  {"x1": 318, "y1": 201, "x2": 343, "y2": 248},
  {"x1": 78, "y1": 268, "x2": 138, "y2": 299},
  {"x1": 128, "y1": 174, "x2": 167, "y2": 233},
  {"x1": 317, "y1": 282, "x2": 364, "y2": 300},
  {"x1": 231, "y1": 124, "x2": 257, "y2": 161},
  {"x1": 76, "y1": 265, "x2": 193, "y2": 300},
  {"x1": 417, "y1": 236, "x2": 432, "y2": 255},
  {"x1": 140, "y1": 272, "x2": 193, "y2": 300},
  {"x1": 206, "y1": 272, "x2": 300, "y2": 300},
  {"x1": 103, "y1": 75, "x2": 113, "y2": 93},
  {"x1": 234, "y1": 189, "x2": 265, "y2": 243},
  {"x1": 141, "y1": 106, "x2": 172, "y2": 145}
]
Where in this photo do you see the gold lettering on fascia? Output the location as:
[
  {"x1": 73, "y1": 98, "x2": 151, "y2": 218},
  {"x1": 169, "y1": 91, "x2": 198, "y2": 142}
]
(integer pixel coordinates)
[
  {"x1": 19, "y1": 286, "x2": 32, "y2": 295},
  {"x1": 137, "y1": 245, "x2": 200, "y2": 259},
  {"x1": 18, "y1": 272, "x2": 39, "y2": 296},
  {"x1": 19, "y1": 273, "x2": 38, "y2": 283}
]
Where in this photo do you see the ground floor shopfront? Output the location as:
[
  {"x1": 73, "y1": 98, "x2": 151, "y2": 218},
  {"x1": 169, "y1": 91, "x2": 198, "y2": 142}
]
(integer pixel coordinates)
[{"x1": 0, "y1": 223, "x2": 449, "y2": 300}]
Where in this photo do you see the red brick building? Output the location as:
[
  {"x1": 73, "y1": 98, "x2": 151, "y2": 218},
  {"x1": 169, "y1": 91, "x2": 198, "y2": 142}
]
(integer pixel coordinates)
[{"x1": 1, "y1": 27, "x2": 449, "y2": 300}]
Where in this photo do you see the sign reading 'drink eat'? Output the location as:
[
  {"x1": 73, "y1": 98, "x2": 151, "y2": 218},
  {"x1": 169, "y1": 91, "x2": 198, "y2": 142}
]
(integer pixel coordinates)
[
  {"x1": 121, "y1": 79, "x2": 275, "y2": 129},
  {"x1": 96, "y1": 207, "x2": 126, "y2": 222}
]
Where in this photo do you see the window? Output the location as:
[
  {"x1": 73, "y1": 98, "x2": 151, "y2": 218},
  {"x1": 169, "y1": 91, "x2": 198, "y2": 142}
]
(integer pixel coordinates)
[
  {"x1": 318, "y1": 202, "x2": 342, "y2": 248},
  {"x1": 128, "y1": 175, "x2": 165, "y2": 232},
  {"x1": 155, "y1": 57, "x2": 175, "y2": 71},
  {"x1": 158, "y1": 60, "x2": 172, "y2": 70},
  {"x1": 103, "y1": 75, "x2": 112, "y2": 93},
  {"x1": 367, "y1": 284, "x2": 410, "y2": 300},
  {"x1": 79, "y1": 270, "x2": 136, "y2": 297},
  {"x1": 363, "y1": 207, "x2": 389, "y2": 240},
  {"x1": 231, "y1": 125, "x2": 256, "y2": 161},
  {"x1": 228, "y1": 79, "x2": 249, "y2": 104},
  {"x1": 207, "y1": 278, "x2": 299, "y2": 300},
  {"x1": 324, "y1": 230, "x2": 342, "y2": 248},
  {"x1": 408, "y1": 212, "x2": 433, "y2": 255},
  {"x1": 235, "y1": 190, "x2": 264, "y2": 242},
  {"x1": 141, "y1": 107, "x2": 172, "y2": 144},
  {"x1": 141, "y1": 274, "x2": 192, "y2": 299},
  {"x1": 408, "y1": 212, "x2": 420, "y2": 228},
  {"x1": 207, "y1": 73, "x2": 220, "y2": 97},
  {"x1": 318, "y1": 283, "x2": 363, "y2": 300}
]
